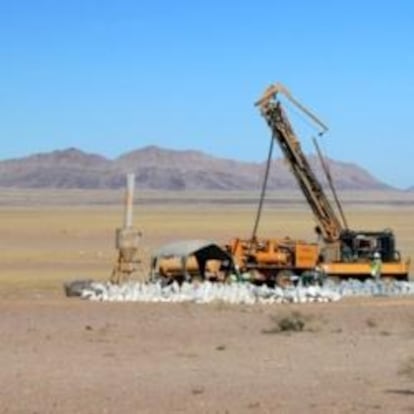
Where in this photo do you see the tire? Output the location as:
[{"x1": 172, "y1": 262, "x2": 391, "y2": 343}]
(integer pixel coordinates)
[{"x1": 275, "y1": 270, "x2": 294, "y2": 288}]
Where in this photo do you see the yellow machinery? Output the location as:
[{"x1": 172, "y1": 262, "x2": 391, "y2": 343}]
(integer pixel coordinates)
[
  {"x1": 227, "y1": 237, "x2": 319, "y2": 285},
  {"x1": 228, "y1": 83, "x2": 410, "y2": 282}
]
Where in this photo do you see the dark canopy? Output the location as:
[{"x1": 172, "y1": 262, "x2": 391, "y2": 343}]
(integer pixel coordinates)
[{"x1": 151, "y1": 239, "x2": 234, "y2": 279}]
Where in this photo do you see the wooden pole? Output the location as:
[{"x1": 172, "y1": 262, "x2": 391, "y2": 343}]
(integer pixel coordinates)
[{"x1": 124, "y1": 173, "x2": 135, "y2": 229}]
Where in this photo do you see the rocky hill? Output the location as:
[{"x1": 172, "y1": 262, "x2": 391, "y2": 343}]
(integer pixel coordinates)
[{"x1": 0, "y1": 146, "x2": 393, "y2": 190}]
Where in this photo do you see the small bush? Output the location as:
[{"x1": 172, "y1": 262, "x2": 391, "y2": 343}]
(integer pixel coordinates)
[
  {"x1": 191, "y1": 387, "x2": 205, "y2": 395},
  {"x1": 278, "y1": 315, "x2": 305, "y2": 332},
  {"x1": 263, "y1": 311, "x2": 309, "y2": 334},
  {"x1": 399, "y1": 357, "x2": 414, "y2": 380}
]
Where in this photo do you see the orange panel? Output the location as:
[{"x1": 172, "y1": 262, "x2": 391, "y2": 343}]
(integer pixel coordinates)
[
  {"x1": 295, "y1": 243, "x2": 319, "y2": 268},
  {"x1": 322, "y1": 261, "x2": 410, "y2": 278}
]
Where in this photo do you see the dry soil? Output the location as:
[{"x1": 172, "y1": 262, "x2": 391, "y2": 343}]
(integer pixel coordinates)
[{"x1": 1, "y1": 195, "x2": 413, "y2": 413}]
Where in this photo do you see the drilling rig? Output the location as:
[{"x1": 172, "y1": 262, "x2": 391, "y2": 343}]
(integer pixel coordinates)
[{"x1": 228, "y1": 83, "x2": 410, "y2": 282}]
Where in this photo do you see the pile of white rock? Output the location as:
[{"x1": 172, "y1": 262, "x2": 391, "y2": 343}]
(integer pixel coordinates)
[
  {"x1": 77, "y1": 278, "x2": 414, "y2": 305},
  {"x1": 326, "y1": 279, "x2": 414, "y2": 297},
  {"x1": 80, "y1": 280, "x2": 327, "y2": 304}
]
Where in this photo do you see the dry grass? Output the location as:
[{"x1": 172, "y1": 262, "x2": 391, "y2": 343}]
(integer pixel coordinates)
[
  {"x1": 399, "y1": 357, "x2": 414, "y2": 381},
  {"x1": 366, "y1": 318, "x2": 378, "y2": 328},
  {"x1": 263, "y1": 311, "x2": 309, "y2": 333},
  {"x1": 262, "y1": 310, "x2": 326, "y2": 334},
  {"x1": 1, "y1": 188, "x2": 414, "y2": 206},
  {"x1": 0, "y1": 190, "x2": 413, "y2": 296}
]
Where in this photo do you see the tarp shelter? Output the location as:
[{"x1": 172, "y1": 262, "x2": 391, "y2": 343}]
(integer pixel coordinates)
[{"x1": 150, "y1": 239, "x2": 235, "y2": 280}]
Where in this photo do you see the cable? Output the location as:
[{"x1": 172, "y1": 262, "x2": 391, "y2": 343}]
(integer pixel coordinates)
[
  {"x1": 313, "y1": 136, "x2": 348, "y2": 230},
  {"x1": 250, "y1": 134, "x2": 275, "y2": 244},
  {"x1": 282, "y1": 98, "x2": 327, "y2": 136}
]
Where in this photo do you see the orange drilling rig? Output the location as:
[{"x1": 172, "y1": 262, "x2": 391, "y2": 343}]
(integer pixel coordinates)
[{"x1": 228, "y1": 83, "x2": 410, "y2": 283}]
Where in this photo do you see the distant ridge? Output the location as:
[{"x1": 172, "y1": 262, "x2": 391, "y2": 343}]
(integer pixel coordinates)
[{"x1": 0, "y1": 145, "x2": 394, "y2": 191}]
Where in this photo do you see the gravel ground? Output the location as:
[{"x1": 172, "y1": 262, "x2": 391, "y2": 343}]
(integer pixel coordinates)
[{"x1": 1, "y1": 296, "x2": 413, "y2": 414}]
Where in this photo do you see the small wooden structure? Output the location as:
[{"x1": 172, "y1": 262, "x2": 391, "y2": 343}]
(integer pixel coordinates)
[{"x1": 110, "y1": 173, "x2": 144, "y2": 284}]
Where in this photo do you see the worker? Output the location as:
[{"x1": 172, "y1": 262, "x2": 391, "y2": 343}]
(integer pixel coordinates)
[
  {"x1": 370, "y1": 251, "x2": 382, "y2": 281},
  {"x1": 314, "y1": 255, "x2": 327, "y2": 286}
]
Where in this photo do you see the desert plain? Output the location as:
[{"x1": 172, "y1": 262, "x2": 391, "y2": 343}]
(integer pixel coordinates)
[{"x1": 1, "y1": 190, "x2": 414, "y2": 413}]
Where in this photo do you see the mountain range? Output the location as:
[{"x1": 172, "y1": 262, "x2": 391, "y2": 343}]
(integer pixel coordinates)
[{"x1": 0, "y1": 145, "x2": 398, "y2": 191}]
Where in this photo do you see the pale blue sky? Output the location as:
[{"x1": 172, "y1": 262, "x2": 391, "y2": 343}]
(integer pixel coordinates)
[{"x1": 1, "y1": 0, "x2": 413, "y2": 188}]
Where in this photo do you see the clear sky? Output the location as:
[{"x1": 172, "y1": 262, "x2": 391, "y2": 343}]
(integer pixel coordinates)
[{"x1": 1, "y1": 0, "x2": 413, "y2": 188}]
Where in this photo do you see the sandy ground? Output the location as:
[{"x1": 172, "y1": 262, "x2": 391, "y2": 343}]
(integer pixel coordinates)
[
  {"x1": 0, "y1": 200, "x2": 413, "y2": 413},
  {"x1": 0, "y1": 297, "x2": 413, "y2": 414}
]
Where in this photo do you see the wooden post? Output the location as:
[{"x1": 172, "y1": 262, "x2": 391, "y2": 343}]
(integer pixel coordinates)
[{"x1": 124, "y1": 173, "x2": 135, "y2": 229}]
